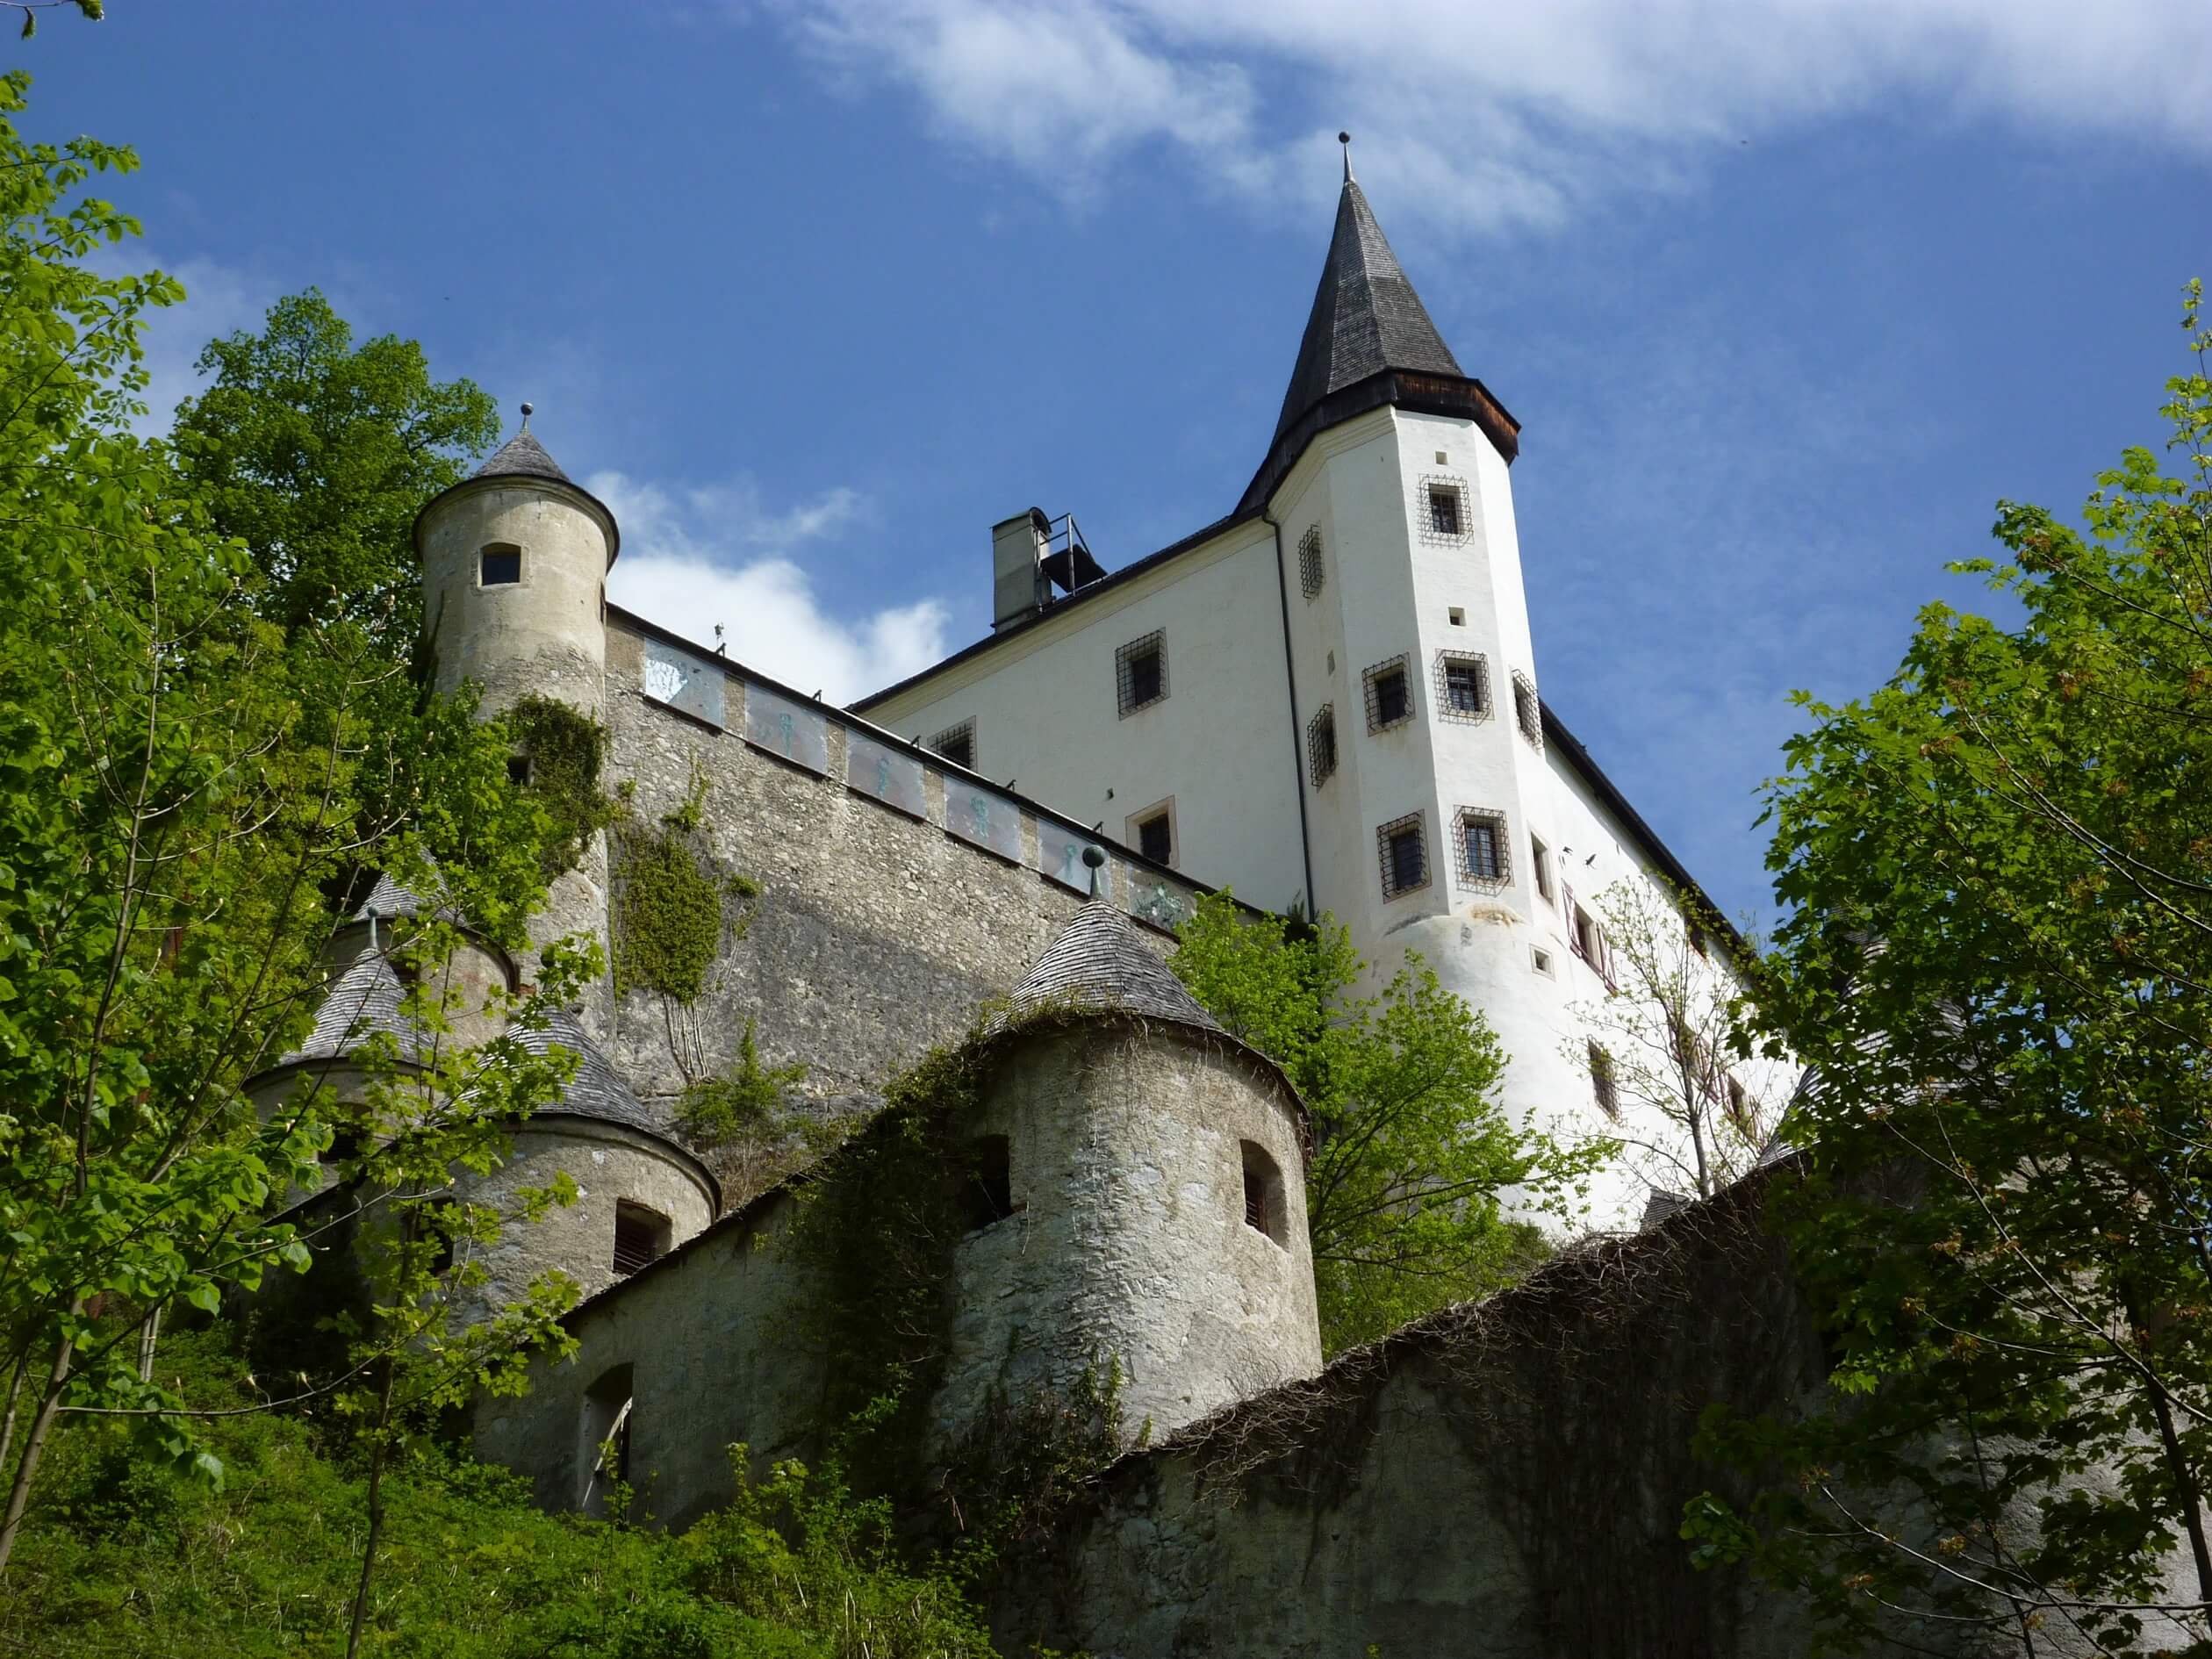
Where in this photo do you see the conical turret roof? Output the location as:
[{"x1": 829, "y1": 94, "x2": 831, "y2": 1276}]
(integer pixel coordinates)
[
  {"x1": 1270, "y1": 176, "x2": 1462, "y2": 447},
  {"x1": 999, "y1": 899, "x2": 1224, "y2": 1032},
  {"x1": 473, "y1": 428, "x2": 570, "y2": 483}
]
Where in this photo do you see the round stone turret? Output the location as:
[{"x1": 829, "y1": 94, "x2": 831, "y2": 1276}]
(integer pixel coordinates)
[
  {"x1": 933, "y1": 899, "x2": 1322, "y2": 1448},
  {"x1": 413, "y1": 421, "x2": 618, "y2": 724}
]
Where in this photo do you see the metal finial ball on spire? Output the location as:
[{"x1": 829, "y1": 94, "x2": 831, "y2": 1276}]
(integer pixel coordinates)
[
  {"x1": 1338, "y1": 130, "x2": 1350, "y2": 146},
  {"x1": 519, "y1": 400, "x2": 534, "y2": 428}
]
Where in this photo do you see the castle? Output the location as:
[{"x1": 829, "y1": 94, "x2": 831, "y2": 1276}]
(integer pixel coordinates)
[{"x1": 236, "y1": 166, "x2": 2139, "y2": 1656}]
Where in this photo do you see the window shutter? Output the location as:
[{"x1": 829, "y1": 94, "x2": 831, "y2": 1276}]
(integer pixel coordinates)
[{"x1": 1562, "y1": 883, "x2": 1579, "y2": 957}]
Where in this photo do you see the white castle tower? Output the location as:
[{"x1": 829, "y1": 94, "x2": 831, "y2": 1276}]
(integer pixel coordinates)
[{"x1": 858, "y1": 150, "x2": 1791, "y2": 1225}]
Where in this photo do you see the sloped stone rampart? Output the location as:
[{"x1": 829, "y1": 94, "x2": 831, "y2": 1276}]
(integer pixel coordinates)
[{"x1": 989, "y1": 1178, "x2": 1822, "y2": 1658}]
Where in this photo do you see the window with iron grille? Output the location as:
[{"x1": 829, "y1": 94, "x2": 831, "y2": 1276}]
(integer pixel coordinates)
[
  {"x1": 1376, "y1": 811, "x2": 1428, "y2": 899},
  {"x1": 1306, "y1": 704, "x2": 1338, "y2": 787},
  {"x1": 1116, "y1": 629, "x2": 1168, "y2": 716},
  {"x1": 927, "y1": 719, "x2": 975, "y2": 770},
  {"x1": 1363, "y1": 654, "x2": 1412, "y2": 732},
  {"x1": 1241, "y1": 1140, "x2": 1286, "y2": 1245},
  {"x1": 1298, "y1": 525, "x2": 1325, "y2": 600},
  {"x1": 611, "y1": 1201, "x2": 672, "y2": 1277},
  {"x1": 1433, "y1": 650, "x2": 1490, "y2": 722},
  {"x1": 1453, "y1": 808, "x2": 1510, "y2": 888},
  {"x1": 1590, "y1": 1041, "x2": 1619, "y2": 1118},
  {"x1": 1512, "y1": 672, "x2": 1541, "y2": 748},
  {"x1": 1418, "y1": 475, "x2": 1472, "y2": 543}
]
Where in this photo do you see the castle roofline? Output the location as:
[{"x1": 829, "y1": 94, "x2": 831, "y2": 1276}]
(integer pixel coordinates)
[{"x1": 411, "y1": 427, "x2": 622, "y2": 567}]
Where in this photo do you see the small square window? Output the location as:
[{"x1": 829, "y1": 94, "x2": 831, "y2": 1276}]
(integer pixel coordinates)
[
  {"x1": 1363, "y1": 655, "x2": 1412, "y2": 732},
  {"x1": 612, "y1": 1202, "x2": 672, "y2": 1277},
  {"x1": 506, "y1": 754, "x2": 531, "y2": 786},
  {"x1": 479, "y1": 543, "x2": 522, "y2": 585},
  {"x1": 1448, "y1": 607, "x2": 1465, "y2": 626},
  {"x1": 1116, "y1": 630, "x2": 1168, "y2": 716},
  {"x1": 1136, "y1": 810, "x2": 1172, "y2": 865},
  {"x1": 1434, "y1": 450, "x2": 1449, "y2": 465},
  {"x1": 1376, "y1": 811, "x2": 1428, "y2": 899},
  {"x1": 1532, "y1": 946, "x2": 1554, "y2": 976},
  {"x1": 1306, "y1": 704, "x2": 1338, "y2": 788},
  {"x1": 1298, "y1": 526, "x2": 1325, "y2": 600},
  {"x1": 1531, "y1": 836, "x2": 1555, "y2": 905},
  {"x1": 1453, "y1": 808, "x2": 1510, "y2": 888},
  {"x1": 1434, "y1": 651, "x2": 1489, "y2": 723},
  {"x1": 1589, "y1": 1042, "x2": 1619, "y2": 1118},
  {"x1": 928, "y1": 720, "x2": 975, "y2": 770},
  {"x1": 1512, "y1": 672, "x2": 1541, "y2": 748}
]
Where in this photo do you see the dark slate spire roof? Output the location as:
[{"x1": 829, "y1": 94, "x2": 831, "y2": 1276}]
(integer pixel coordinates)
[
  {"x1": 512, "y1": 1007, "x2": 671, "y2": 1139},
  {"x1": 1270, "y1": 176, "x2": 1462, "y2": 448},
  {"x1": 353, "y1": 870, "x2": 428, "y2": 922},
  {"x1": 473, "y1": 428, "x2": 570, "y2": 484},
  {"x1": 998, "y1": 899, "x2": 1224, "y2": 1032}
]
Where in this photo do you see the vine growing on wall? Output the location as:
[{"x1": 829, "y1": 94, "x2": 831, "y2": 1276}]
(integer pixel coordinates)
[
  {"x1": 501, "y1": 693, "x2": 620, "y2": 880},
  {"x1": 609, "y1": 761, "x2": 760, "y2": 1015},
  {"x1": 777, "y1": 1006, "x2": 1129, "y2": 1552}
]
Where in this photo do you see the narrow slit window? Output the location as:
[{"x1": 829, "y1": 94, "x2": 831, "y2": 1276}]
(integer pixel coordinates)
[
  {"x1": 1377, "y1": 811, "x2": 1428, "y2": 899},
  {"x1": 1116, "y1": 630, "x2": 1168, "y2": 716},
  {"x1": 479, "y1": 542, "x2": 522, "y2": 585},
  {"x1": 962, "y1": 1134, "x2": 1014, "y2": 1232},
  {"x1": 611, "y1": 1201, "x2": 672, "y2": 1277},
  {"x1": 928, "y1": 719, "x2": 975, "y2": 771},
  {"x1": 581, "y1": 1363, "x2": 634, "y2": 1514},
  {"x1": 1240, "y1": 1140, "x2": 1286, "y2": 1245},
  {"x1": 1363, "y1": 656, "x2": 1412, "y2": 732},
  {"x1": 1531, "y1": 836, "x2": 1555, "y2": 904}
]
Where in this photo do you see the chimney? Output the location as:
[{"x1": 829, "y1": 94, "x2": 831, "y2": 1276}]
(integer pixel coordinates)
[{"x1": 992, "y1": 507, "x2": 1050, "y2": 631}]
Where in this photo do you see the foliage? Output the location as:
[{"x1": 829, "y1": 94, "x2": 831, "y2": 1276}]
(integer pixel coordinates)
[
  {"x1": 1171, "y1": 893, "x2": 1595, "y2": 1352},
  {"x1": 611, "y1": 765, "x2": 759, "y2": 1009},
  {"x1": 1569, "y1": 878, "x2": 1773, "y2": 1203},
  {"x1": 169, "y1": 288, "x2": 499, "y2": 637},
  {"x1": 1692, "y1": 284, "x2": 2212, "y2": 1655},
  {"x1": 501, "y1": 693, "x2": 619, "y2": 881},
  {"x1": 674, "y1": 1021, "x2": 820, "y2": 1203},
  {"x1": 0, "y1": 1324, "x2": 999, "y2": 1657}
]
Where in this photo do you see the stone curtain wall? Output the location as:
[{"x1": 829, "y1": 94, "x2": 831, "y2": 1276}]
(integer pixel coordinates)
[
  {"x1": 989, "y1": 1175, "x2": 1828, "y2": 1659},
  {"x1": 599, "y1": 615, "x2": 1211, "y2": 1131}
]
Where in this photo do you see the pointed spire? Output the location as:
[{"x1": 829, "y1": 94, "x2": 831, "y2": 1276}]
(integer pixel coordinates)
[
  {"x1": 1268, "y1": 167, "x2": 1462, "y2": 450},
  {"x1": 474, "y1": 413, "x2": 570, "y2": 484},
  {"x1": 996, "y1": 898, "x2": 1224, "y2": 1034}
]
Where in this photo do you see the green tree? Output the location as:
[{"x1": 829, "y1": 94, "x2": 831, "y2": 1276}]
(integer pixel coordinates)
[
  {"x1": 170, "y1": 287, "x2": 500, "y2": 636},
  {"x1": 1696, "y1": 285, "x2": 2212, "y2": 1655},
  {"x1": 0, "y1": 75, "x2": 571, "y2": 1597},
  {"x1": 1172, "y1": 894, "x2": 1591, "y2": 1351}
]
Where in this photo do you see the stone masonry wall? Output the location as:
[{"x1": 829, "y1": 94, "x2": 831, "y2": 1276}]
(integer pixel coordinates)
[
  {"x1": 937, "y1": 1023, "x2": 1321, "y2": 1452},
  {"x1": 597, "y1": 613, "x2": 1215, "y2": 1145},
  {"x1": 988, "y1": 1175, "x2": 1826, "y2": 1659}
]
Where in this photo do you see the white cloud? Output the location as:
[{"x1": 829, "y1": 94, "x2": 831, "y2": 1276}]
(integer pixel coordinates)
[
  {"x1": 106, "y1": 253, "x2": 281, "y2": 436},
  {"x1": 771, "y1": 0, "x2": 2212, "y2": 233},
  {"x1": 593, "y1": 471, "x2": 952, "y2": 702}
]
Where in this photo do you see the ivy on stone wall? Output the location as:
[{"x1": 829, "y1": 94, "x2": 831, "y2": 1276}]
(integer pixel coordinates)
[
  {"x1": 779, "y1": 1005, "x2": 1127, "y2": 1549},
  {"x1": 610, "y1": 764, "x2": 759, "y2": 1005},
  {"x1": 502, "y1": 694, "x2": 619, "y2": 880}
]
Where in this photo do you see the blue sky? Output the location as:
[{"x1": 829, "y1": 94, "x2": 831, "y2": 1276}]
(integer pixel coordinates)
[{"x1": 23, "y1": 1, "x2": 2208, "y2": 923}]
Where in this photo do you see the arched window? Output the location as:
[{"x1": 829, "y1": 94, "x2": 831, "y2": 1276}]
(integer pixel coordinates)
[
  {"x1": 580, "y1": 1361, "x2": 633, "y2": 1513},
  {"x1": 479, "y1": 542, "x2": 522, "y2": 585},
  {"x1": 612, "y1": 1201, "x2": 672, "y2": 1276},
  {"x1": 1240, "y1": 1141, "x2": 1286, "y2": 1246}
]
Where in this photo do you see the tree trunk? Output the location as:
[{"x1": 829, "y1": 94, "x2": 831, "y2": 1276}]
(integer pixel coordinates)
[
  {"x1": 0, "y1": 1347, "x2": 31, "y2": 1482},
  {"x1": 0, "y1": 1331, "x2": 75, "y2": 1576},
  {"x1": 2147, "y1": 1372, "x2": 2212, "y2": 1602},
  {"x1": 343, "y1": 1355, "x2": 398, "y2": 1659}
]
